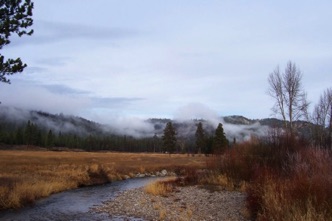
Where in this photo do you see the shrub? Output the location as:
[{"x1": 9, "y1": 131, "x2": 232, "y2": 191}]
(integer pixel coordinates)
[
  {"x1": 144, "y1": 179, "x2": 175, "y2": 196},
  {"x1": 247, "y1": 147, "x2": 332, "y2": 221},
  {"x1": 206, "y1": 134, "x2": 332, "y2": 220}
]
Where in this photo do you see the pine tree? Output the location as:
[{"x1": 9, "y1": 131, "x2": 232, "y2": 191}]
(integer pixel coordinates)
[
  {"x1": 45, "y1": 130, "x2": 54, "y2": 147},
  {"x1": 1, "y1": 0, "x2": 34, "y2": 84},
  {"x1": 195, "y1": 122, "x2": 205, "y2": 154},
  {"x1": 24, "y1": 120, "x2": 33, "y2": 145},
  {"x1": 15, "y1": 127, "x2": 24, "y2": 144},
  {"x1": 162, "y1": 122, "x2": 177, "y2": 154},
  {"x1": 213, "y1": 123, "x2": 228, "y2": 154},
  {"x1": 24, "y1": 120, "x2": 41, "y2": 146}
]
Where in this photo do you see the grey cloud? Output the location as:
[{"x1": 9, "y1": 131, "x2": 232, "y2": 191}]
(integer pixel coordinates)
[
  {"x1": 91, "y1": 97, "x2": 145, "y2": 108},
  {"x1": 37, "y1": 57, "x2": 72, "y2": 67},
  {"x1": 41, "y1": 84, "x2": 90, "y2": 95},
  {"x1": 0, "y1": 79, "x2": 145, "y2": 117},
  {"x1": 8, "y1": 20, "x2": 139, "y2": 47},
  {"x1": 38, "y1": 20, "x2": 138, "y2": 39},
  {"x1": 25, "y1": 66, "x2": 47, "y2": 74},
  {"x1": 41, "y1": 84, "x2": 144, "y2": 108}
]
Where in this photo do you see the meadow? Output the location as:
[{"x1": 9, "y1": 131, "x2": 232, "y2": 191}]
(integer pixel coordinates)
[
  {"x1": 1, "y1": 140, "x2": 331, "y2": 221},
  {"x1": 0, "y1": 150, "x2": 206, "y2": 210}
]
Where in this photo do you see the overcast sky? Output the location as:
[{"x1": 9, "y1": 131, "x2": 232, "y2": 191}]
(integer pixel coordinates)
[{"x1": 1, "y1": 0, "x2": 331, "y2": 123}]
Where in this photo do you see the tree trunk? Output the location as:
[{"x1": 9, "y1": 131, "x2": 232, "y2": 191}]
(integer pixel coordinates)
[{"x1": 329, "y1": 105, "x2": 332, "y2": 150}]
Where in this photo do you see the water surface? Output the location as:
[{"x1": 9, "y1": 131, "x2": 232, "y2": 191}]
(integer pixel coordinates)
[{"x1": 0, "y1": 177, "x2": 159, "y2": 221}]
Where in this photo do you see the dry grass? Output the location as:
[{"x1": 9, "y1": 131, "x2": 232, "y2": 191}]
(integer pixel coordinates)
[
  {"x1": 144, "y1": 178, "x2": 176, "y2": 196},
  {"x1": 0, "y1": 150, "x2": 206, "y2": 211},
  {"x1": 198, "y1": 172, "x2": 244, "y2": 191}
]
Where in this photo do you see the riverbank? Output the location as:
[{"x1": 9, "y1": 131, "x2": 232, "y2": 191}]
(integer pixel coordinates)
[
  {"x1": 0, "y1": 177, "x2": 163, "y2": 221},
  {"x1": 0, "y1": 150, "x2": 206, "y2": 211},
  {"x1": 94, "y1": 184, "x2": 249, "y2": 221}
]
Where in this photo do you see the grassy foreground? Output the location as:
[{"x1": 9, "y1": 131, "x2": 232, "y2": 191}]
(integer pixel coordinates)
[
  {"x1": 0, "y1": 150, "x2": 206, "y2": 211},
  {"x1": 3, "y1": 140, "x2": 330, "y2": 220}
]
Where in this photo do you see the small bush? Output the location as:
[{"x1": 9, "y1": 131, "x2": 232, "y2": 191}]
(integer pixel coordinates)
[{"x1": 144, "y1": 179, "x2": 175, "y2": 196}]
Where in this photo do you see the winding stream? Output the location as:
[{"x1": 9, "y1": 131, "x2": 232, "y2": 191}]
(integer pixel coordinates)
[{"x1": 0, "y1": 177, "x2": 160, "y2": 221}]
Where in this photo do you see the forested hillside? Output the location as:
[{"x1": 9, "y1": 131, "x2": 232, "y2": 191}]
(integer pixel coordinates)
[{"x1": 0, "y1": 106, "x2": 309, "y2": 152}]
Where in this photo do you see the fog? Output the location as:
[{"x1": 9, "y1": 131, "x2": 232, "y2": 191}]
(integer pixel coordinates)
[
  {"x1": 0, "y1": 106, "x2": 101, "y2": 136},
  {"x1": 104, "y1": 116, "x2": 156, "y2": 138},
  {"x1": 173, "y1": 103, "x2": 268, "y2": 141},
  {"x1": 0, "y1": 104, "x2": 269, "y2": 142}
]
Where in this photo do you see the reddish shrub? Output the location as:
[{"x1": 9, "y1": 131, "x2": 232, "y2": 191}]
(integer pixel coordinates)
[
  {"x1": 247, "y1": 147, "x2": 332, "y2": 220},
  {"x1": 207, "y1": 135, "x2": 332, "y2": 220}
]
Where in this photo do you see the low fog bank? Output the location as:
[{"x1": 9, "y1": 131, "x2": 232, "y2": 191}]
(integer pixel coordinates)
[
  {"x1": 103, "y1": 117, "x2": 156, "y2": 138},
  {"x1": 100, "y1": 103, "x2": 270, "y2": 142},
  {"x1": 172, "y1": 103, "x2": 269, "y2": 142},
  {"x1": 0, "y1": 106, "x2": 103, "y2": 136},
  {"x1": 0, "y1": 104, "x2": 269, "y2": 142}
]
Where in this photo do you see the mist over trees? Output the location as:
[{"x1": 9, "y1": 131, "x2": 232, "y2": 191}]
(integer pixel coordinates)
[
  {"x1": 1, "y1": 58, "x2": 331, "y2": 152},
  {"x1": 0, "y1": 107, "x2": 234, "y2": 154},
  {"x1": 0, "y1": 0, "x2": 34, "y2": 84}
]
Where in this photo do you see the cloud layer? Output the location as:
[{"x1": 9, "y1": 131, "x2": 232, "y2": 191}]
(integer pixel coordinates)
[{"x1": 1, "y1": 0, "x2": 331, "y2": 122}]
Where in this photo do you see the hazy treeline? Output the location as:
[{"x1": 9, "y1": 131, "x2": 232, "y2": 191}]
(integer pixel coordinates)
[
  {"x1": 0, "y1": 106, "x2": 256, "y2": 153},
  {"x1": 0, "y1": 119, "x2": 161, "y2": 152},
  {"x1": 0, "y1": 114, "x2": 225, "y2": 153},
  {"x1": 0, "y1": 117, "x2": 213, "y2": 153}
]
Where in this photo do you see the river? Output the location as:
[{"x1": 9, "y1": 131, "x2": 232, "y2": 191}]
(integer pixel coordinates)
[{"x1": 0, "y1": 177, "x2": 160, "y2": 221}]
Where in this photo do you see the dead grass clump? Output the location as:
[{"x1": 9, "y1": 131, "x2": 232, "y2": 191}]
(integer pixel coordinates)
[
  {"x1": 198, "y1": 172, "x2": 234, "y2": 190},
  {"x1": 145, "y1": 178, "x2": 176, "y2": 197}
]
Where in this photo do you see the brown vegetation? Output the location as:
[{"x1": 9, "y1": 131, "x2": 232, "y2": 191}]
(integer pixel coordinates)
[
  {"x1": 247, "y1": 147, "x2": 332, "y2": 221},
  {"x1": 0, "y1": 150, "x2": 206, "y2": 211},
  {"x1": 2, "y1": 136, "x2": 331, "y2": 221},
  {"x1": 145, "y1": 136, "x2": 332, "y2": 220},
  {"x1": 206, "y1": 136, "x2": 332, "y2": 221},
  {"x1": 144, "y1": 178, "x2": 176, "y2": 197}
]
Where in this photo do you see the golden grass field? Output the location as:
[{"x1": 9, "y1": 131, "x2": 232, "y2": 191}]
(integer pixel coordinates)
[{"x1": 0, "y1": 150, "x2": 206, "y2": 211}]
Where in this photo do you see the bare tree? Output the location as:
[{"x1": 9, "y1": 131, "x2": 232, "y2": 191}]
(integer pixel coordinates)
[
  {"x1": 312, "y1": 88, "x2": 332, "y2": 148},
  {"x1": 268, "y1": 61, "x2": 309, "y2": 134}
]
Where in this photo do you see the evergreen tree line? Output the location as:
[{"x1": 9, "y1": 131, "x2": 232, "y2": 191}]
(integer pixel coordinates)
[
  {"x1": 162, "y1": 121, "x2": 229, "y2": 155},
  {"x1": 0, "y1": 120, "x2": 160, "y2": 152},
  {"x1": 0, "y1": 119, "x2": 229, "y2": 154}
]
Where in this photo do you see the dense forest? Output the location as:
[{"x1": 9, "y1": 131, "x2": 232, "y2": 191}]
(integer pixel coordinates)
[
  {"x1": 0, "y1": 106, "x2": 319, "y2": 153},
  {"x1": 0, "y1": 106, "x2": 261, "y2": 152},
  {"x1": 0, "y1": 106, "x2": 213, "y2": 152},
  {"x1": 0, "y1": 108, "x2": 160, "y2": 152}
]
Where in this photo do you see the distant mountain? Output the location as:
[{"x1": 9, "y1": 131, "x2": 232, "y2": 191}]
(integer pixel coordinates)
[
  {"x1": 0, "y1": 106, "x2": 104, "y2": 136},
  {"x1": 0, "y1": 106, "x2": 311, "y2": 142},
  {"x1": 223, "y1": 115, "x2": 256, "y2": 125}
]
